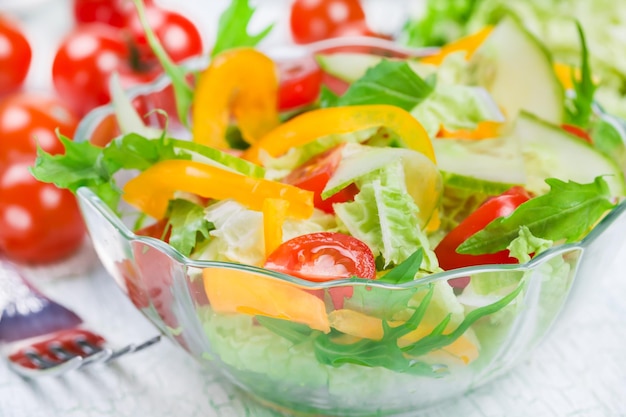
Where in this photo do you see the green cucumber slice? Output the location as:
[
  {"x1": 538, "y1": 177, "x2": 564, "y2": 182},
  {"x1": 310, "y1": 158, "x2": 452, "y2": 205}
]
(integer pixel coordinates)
[{"x1": 468, "y1": 16, "x2": 565, "y2": 124}]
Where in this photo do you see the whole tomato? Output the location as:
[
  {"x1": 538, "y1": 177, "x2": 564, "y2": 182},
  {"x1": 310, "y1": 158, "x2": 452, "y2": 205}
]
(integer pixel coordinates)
[
  {"x1": 0, "y1": 93, "x2": 78, "y2": 163},
  {"x1": 73, "y1": 0, "x2": 153, "y2": 27},
  {"x1": 0, "y1": 16, "x2": 32, "y2": 96},
  {"x1": 289, "y1": 0, "x2": 372, "y2": 44},
  {"x1": 53, "y1": 5, "x2": 202, "y2": 117},
  {"x1": 0, "y1": 159, "x2": 86, "y2": 264}
]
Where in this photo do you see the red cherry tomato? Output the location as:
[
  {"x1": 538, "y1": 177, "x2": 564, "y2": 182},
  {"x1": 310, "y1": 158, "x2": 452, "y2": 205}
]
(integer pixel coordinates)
[
  {"x1": 277, "y1": 56, "x2": 323, "y2": 110},
  {"x1": 0, "y1": 16, "x2": 32, "y2": 96},
  {"x1": 52, "y1": 24, "x2": 156, "y2": 117},
  {"x1": 561, "y1": 123, "x2": 592, "y2": 143},
  {"x1": 0, "y1": 160, "x2": 86, "y2": 264},
  {"x1": 264, "y1": 231, "x2": 376, "y2": 281},
  {"x1": 289, "y1": 0, "x2": 369, "y2": 44},
  {"x1": 124, "y1": 5, "x2": 203, "y2": 64},
  {"x1": 0, "y1": 93, "x2": 78, "y2": 163},
  {"x1": 73, "y1": 0, "x2": 137, "y2": 27},
  {"x1": 435, "y1": 186, "x2": 531, "y2": 285},
  {"x1": 282, "y1": 144, "x2": 358, "y2": 213}
]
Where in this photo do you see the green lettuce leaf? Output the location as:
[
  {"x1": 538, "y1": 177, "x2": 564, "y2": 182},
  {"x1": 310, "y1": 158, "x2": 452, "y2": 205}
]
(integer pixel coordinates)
[
  {"x1": 166, "y1": 199, "x2": 214, "y2": 256},
  {"x1": 334, "y1": 161, "x2": 438, "y2": 270}
]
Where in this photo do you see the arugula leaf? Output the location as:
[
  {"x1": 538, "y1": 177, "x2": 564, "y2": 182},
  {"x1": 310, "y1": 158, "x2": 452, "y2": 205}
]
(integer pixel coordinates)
[
  {"x1": 254, "y1": 316, "x2": 316, "y2": 345},
  {"x1": 212, "y1": 0, "x2": 274, "y2": 57},
  {"x1": 319, "y1": 85, "x2": 340, "y2": 108},
  {"x1": 324, "y1": 60, "x2": 435, "y2": 110},
  {"x1": 165, "y1": 199, "x2": 214, "y2": 256},
  {"x1": 377, "y1": 249, "x2": 424, "y2": 284},
  {"x1": 457, "y1": 177, "x2": 615, "y2": 256},
  {"x1": 402, "y1": 282, "x2": 523, "y2": 357},
  {"x1": 564, "y1": 21, "x2": 597, "y2": 129},
  {"x1": 131, "y1": 0, "x2": 194, "y2": 127}
]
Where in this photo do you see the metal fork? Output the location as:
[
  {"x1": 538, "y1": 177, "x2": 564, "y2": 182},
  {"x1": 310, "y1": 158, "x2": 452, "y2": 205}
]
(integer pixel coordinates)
[{"x1": 0, "y1": 259, "x2": 160, "y2": 378}]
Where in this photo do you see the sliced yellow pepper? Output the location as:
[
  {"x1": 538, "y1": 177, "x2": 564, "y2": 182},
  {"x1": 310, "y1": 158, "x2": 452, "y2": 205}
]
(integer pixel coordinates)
[
  {"x1": 243, "y1": 104, "x2": 436, "y2": 165},
  {"x1": 192, "y1": 48, "x2": 280, "y2": 148},
  {"x1": 122, "y1": 160, "x2": 313, "y2": 220},
  {"x1": 203, "y1": 267, "x2": 331, "y2": 333},
  {"x1": 328, "y1": 309, "x2": 479, "y2": 364},
  {"x1": 421, "y1": 26, "x2": 494, "y2": 66},
  {"x1": 263, "y1": 198, "x2": 290, "y2": 258}
]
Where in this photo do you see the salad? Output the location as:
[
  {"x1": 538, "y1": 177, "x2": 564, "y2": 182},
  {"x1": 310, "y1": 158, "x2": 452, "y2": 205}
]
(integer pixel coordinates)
[{"x1": 32, "y1": 0, "x2": 626, "y2": 413}]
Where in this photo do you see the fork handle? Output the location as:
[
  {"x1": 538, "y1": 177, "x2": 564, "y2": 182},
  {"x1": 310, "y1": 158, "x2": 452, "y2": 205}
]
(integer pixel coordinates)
[{"x1": 0, "y1": 259, "x2": 83, "y2": 343}]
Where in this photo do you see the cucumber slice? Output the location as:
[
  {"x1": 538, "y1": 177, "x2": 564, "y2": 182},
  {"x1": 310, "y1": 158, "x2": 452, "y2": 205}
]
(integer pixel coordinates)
[
  {"x1": 316, "y1": 53, "x2": 434, "y2": 84},
  {"x1": 433, "y1": 134, "x2": 527, "y2": 186},
  {"x1": 514, "y1": 111, "x2": 626, "y2": 196},
  {"x1": 468, "y1": 16, "x2": 565, "y2": 124}
]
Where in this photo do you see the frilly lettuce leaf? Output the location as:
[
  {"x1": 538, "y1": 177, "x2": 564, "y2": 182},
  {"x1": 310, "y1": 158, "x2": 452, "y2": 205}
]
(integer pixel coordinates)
[
  {"x1": 194, "y1": 200, "x2": 336, "y2": 265},
  {"x1": 334, "y1": 161, "x2": 438, "y2": 271}
]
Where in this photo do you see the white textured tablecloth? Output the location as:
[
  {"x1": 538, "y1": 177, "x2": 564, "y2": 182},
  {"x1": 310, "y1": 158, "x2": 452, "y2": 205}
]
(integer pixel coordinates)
[{"x1": 3, "y1": 1, "x2": 626, "y2": 416}]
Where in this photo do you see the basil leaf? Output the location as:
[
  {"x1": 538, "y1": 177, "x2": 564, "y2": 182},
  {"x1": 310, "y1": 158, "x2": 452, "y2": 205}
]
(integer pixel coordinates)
[
  {"x1": 330, "y1": 60, "x2": 435, "y2": 110},
  {"x1": 457, "y1": 177, "x2": 615, "y2": 255},
  {"x1": 166, "y1": 199, "x2": 213, "y2": 256},
  {"x1": 212, "y1": 0, "x2": 274, "y2": 57}
]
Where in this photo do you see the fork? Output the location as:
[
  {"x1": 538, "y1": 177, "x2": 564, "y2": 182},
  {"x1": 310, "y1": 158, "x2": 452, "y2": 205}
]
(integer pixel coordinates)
[{"x1": 0, "y1": 259, "x2": 161, "y2": 378}]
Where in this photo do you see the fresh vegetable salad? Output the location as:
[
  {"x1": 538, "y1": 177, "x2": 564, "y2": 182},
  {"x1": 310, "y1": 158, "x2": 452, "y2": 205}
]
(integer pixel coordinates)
[{"x1": 33, "y1": 0, "x2": 626, "y2": 414}]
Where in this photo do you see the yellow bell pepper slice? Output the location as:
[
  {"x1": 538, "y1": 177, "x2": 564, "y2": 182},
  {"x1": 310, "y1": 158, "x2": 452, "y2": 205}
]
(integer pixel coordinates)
[
  {"x1": 203, "y1": 267, "x2": 331, "y2": 333},
  {"x1": 263, "y1": 198, "x2": 290, "y2": 258},
  {"x1": 421, "y1": 26, "x2": 493, "y2": 66},
  {"x1": 192, "y1": 48, "x2": 280, "y2": 148},
  {"x1": 244, "y1": 104, "x2": 436, "y2": 165},
  {"x1": 328, "y1": 309, "x2": 479, "y2": 364},
  {"x1": 122, "y1": 160, "x2": 313, "y2": 220}
]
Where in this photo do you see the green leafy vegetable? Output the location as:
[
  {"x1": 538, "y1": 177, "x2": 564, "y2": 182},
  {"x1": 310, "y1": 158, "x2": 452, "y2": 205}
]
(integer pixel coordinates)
[
  {"x1": 564, "y1": 21, "x2": 597, "y2": 128},
  {"x1": 31, "y1": 132, "x2": 262, "y2": 214},
  {"x1": 166, "y1": 199, "x2": 214, "y2": 256},
  {"x1": 212, "y1": 0, "x2": 274, "y2": 57},
  {"x1": 378, "y1": 249, "x2": 424, "y2": 284},
  {"x1": 311, "y1": 281, "x2": 522, "y2": 375},
  {"x1": 457, "y1": 177, "x2": 615, "y2": 255},
  {"x1": 254, "y1": 316, "x2": 316, "y2": 345},
  {"x1": 324, "y1": 60, "x2": 435, "y2": 110}
]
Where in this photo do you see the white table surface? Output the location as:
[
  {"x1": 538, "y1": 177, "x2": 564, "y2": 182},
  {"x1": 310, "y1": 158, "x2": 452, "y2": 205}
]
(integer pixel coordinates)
[{"x1": 3, "y1": 1, "x2": 626, "y2": 416}]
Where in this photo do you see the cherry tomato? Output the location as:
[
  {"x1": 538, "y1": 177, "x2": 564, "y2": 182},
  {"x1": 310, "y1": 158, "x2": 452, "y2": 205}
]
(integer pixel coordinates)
[
  {"x1": 264, "y1": 231, "x2": 376, "y2": 281},
  {"x1": 561, "y1": 123, "x2": 592, "y2": 143},
  {"x1": 52, "y1": 24, "x2": 156, "y2": 117},
  {"x1": 0, "y1": 93, "x2": 78, "y2": 163},
  {"x1": 289, "y1": 0, "x2": 369, "y2": 44},
  {"x1": 73, "y1": 0, "x2": 136, "y2": 27},
  {"x1": 282, "y1": 144, "x2": 358, "y2": 213},
  {"x1": 435, "y1": 187, "x2": 531, "y2": 286},
  {"x1": 0, "y1": 160, "x2": 86, "y2": 264},
  {"x1": 124, "y1": 5, "x2": 203, "y2": 64},
  {"x1": 0, "y1": 16, "x2": 32, "y2": 96},
  {"x1": 277, "y1": 56, "x2": 323, "y2": 110}
]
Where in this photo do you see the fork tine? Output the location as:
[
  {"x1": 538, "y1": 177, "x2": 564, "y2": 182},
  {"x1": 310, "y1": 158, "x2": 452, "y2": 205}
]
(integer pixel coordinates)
[
  {"x1": 9, "y1": 355, "x2": 83, "y2": 378},
  {"x1": 105, "y1": 335, "x2": 161, "y2": 363}
]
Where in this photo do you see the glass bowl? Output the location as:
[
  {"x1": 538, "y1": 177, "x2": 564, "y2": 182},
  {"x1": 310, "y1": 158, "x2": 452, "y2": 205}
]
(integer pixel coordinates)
[{"x1": 73, "y1": 39, "x2": 626, "y2": 417}]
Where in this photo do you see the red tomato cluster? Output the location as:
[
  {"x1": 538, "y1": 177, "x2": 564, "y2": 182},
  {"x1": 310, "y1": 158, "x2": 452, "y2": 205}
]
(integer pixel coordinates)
[
  {"x1": 54, "y1": 0, "x2": 203, "y2": 117},
  {"x1": 0, "y1": 15, "x2": 86, "y2": 264}
]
